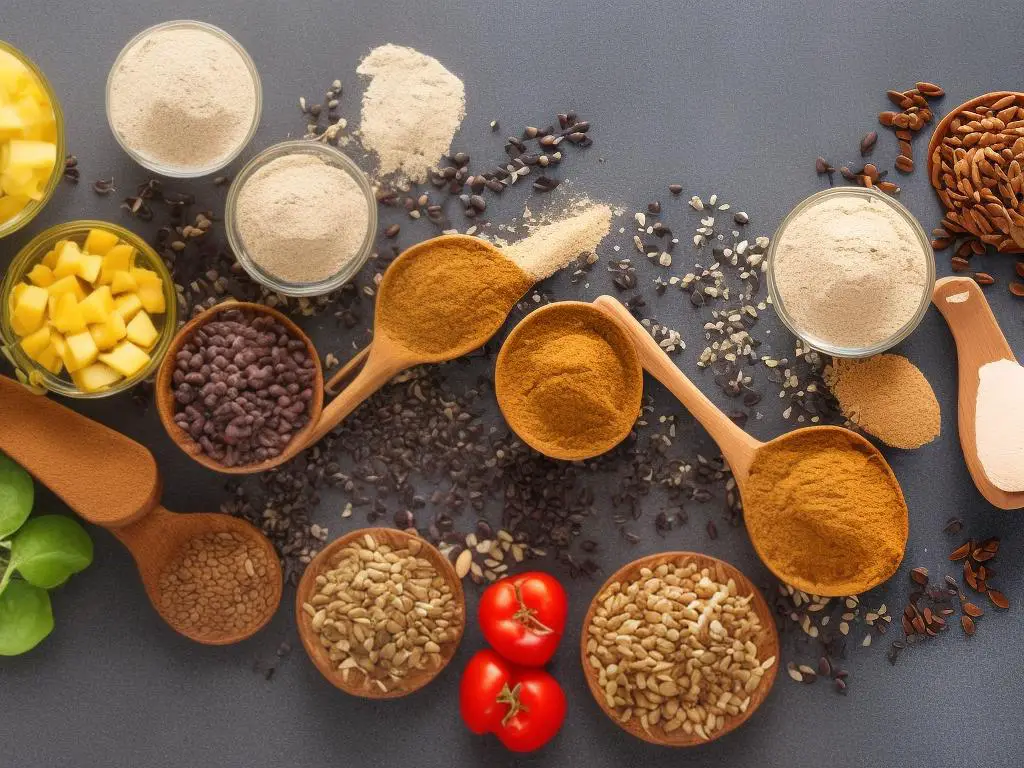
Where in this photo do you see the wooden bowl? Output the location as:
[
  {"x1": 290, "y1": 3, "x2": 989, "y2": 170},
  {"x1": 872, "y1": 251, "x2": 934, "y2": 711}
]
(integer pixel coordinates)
[
  {"x1": 580, "y1": 551, "x2": 779, "y2": 747},
  {"x1": 155, "y1": 301, "x2": 325, "y2": 475},
  {"x1": 295, "y1": 527, "x2": 466, "y2": 699}
]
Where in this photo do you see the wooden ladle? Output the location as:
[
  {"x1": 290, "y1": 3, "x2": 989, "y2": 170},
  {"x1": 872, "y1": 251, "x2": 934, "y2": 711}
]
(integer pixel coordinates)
[
  {"x1": 932, "y1": 276, "x2": 1024, "y2": 509},
  {"x1": 580, "y1": 551, "x2": 779, "y2": 747},
  {"x1": 0, "y1": 375, "x2": 282, "y2": 645},
  {"x1": 158, "y1": 235, "x2": 528, "y2": 474},
  {"x1": 593, "y1": 295, "x2": 909, "y2": 596}
]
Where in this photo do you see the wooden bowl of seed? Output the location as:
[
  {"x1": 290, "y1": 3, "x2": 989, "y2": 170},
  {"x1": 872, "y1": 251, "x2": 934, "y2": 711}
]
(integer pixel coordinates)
[
  {"x1": 296, "y1": 527, "x2": 466, "y2": 699},
  {"x1": 580, "y1": 551, "x2": 779, "y2": 747}
]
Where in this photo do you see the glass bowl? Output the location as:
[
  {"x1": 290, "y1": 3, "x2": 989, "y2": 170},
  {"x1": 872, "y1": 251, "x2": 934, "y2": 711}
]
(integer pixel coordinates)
[
  {"x1": 224, "y1": 140, "x2": 377, "y2": 297},
  {"x1": 0, "y1": 220, "x2": 177, "y2": 398},
  {"x1": 104, "y1": 20, "x2": 262, "y2": 178},
  {"x1": 766, "y1": 187, "x2": 935, "y2": 358},
  {"x1": 0, "y1": 40, "x2": 66, "y2": 239}
]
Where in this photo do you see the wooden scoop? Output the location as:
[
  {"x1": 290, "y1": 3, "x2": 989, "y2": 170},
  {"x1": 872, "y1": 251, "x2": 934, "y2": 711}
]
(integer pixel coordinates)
[
  {"x1": 158, "y1": 235, "x2": 525, "y2": 474},
  {"x1": 0, "y1": 375, "x2": 282, "y2": 645},
  {"x1": 593, "y1": 295, "x2": 908, "y2": 596},
  {"x1": 580, "y1": 551, "x2": 779, "y2": 747},
  {"x1": 932, "y1": 276, "x2": 1024, "y2": 510}
]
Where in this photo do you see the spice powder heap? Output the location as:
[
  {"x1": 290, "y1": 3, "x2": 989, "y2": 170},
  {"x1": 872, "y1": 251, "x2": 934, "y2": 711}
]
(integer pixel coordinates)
[
  {"x1": 157, "y1": 531, "x2": 274, "y2": 640},
  {"x1": 824, "y1": 354, "x2": 940, "y2": 449},
  {"x1": 744, "y1": 429, "x2": 908, "y2": 596},
  {"x1": 503, "y1": 201, "x2": 614, "y2": 280},
  {"x1": 377, "y1": 237, "x2": 533, "y2": 358},
  {"x1": 496, "y1": 304, "x2": 641, "y2": 459},
  {"x1": 975, "y1": 359, "x2": 1024, "y2": 492},
  {"x1": 585, "y1": 559, "x2": 774, "y2": 741},
  {"x1": 302, "y1": 533, "x2": 461, "y2": 694}
]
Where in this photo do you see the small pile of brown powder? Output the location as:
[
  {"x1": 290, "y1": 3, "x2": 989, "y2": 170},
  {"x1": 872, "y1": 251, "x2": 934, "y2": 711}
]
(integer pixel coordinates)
[{"x1": 825, "y1": 354, "x2": 940, "y2": 449}]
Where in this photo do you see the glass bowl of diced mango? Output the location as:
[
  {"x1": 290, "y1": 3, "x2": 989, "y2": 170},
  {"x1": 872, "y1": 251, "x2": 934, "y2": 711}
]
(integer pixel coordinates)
[
  {"x1": 0, "y1": 221, "x2": 176, "y2": 397},
  {"x1": 0, "y1": 40, "x2": 65, "y2": 239}
]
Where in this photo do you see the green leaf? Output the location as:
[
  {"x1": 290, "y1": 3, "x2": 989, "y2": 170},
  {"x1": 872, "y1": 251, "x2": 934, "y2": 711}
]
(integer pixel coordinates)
[
  {"x1": 0, "y1": 453, "x2": 33, "y2": 539},
  {"x1": 0, "y1": 579, "x2": 53, "y2": 655},
  {"x1": 10, "y1": 515, "x2": 93, "y2": 589}
]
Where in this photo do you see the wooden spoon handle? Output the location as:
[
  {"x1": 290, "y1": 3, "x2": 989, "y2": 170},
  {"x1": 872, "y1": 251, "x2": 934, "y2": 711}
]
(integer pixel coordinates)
[
  {"x1": 324, "y1": 344, "x2": 371, "y2": 395},
  {"x1": 932, "y1": 277, "x2": 1014, "y2": 364},
  {"x1": 593, "y1": 296, "x2": 761, "y2": 478},
  {"x1": 0, "y1": 376, "x2": 159, "y2": 527}
]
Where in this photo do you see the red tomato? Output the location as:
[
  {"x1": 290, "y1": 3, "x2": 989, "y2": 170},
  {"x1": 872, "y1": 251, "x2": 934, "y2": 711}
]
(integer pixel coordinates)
[
  {"x1": 478, "y1": 571, "x2": 567, "y2": 666},
  {"x1": 459, "y1": 650, "x2": 567, "y2": 752}
]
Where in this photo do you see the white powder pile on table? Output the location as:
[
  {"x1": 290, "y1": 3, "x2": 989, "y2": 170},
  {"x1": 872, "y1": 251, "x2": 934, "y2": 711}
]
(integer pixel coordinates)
[
  {"x1": 975, "y1": 359, "x2": 1024, "y2": 492},
  {"x1": 771, "y1": 194, "x2": 930, "y2": 349},
  {"x1": 356, "y1": 44, "x2": 465, "y2": 183},
  {"x1": 108, "y1": 26, "x2": 258, "y2": 171},
  {"x1": 503, "y1": 201, "x2": 613, "y2": 280},
  {"x1": 234, "y1": 154, "x2": 370, "y2": 284}
]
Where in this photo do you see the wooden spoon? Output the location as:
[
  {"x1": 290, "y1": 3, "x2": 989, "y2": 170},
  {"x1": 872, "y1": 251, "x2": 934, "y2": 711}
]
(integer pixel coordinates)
[
  {"x1": 932, "y1": 276, "x2": 1023, "y2": 509},
  {"x1": 580, "y1": 551, "x2": 779, "y2": 747},
  {"x1": 295, "y1": 527, "x2": 465, "y2": 698},
  {"x1": 593, "y1": 295, "x2": 908, "y2": 596},
  {"x1": 0, "y1": 375, "x2": 282, "y2": 645},
  {"x1": 158, "y1": 235, "x2": 526, "y2": 474}
]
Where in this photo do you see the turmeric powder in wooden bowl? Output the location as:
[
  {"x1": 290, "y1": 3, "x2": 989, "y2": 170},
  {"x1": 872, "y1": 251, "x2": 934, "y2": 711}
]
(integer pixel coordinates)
[{"x1": 495, "y1": 302, "x2": 643, "y2": 461}]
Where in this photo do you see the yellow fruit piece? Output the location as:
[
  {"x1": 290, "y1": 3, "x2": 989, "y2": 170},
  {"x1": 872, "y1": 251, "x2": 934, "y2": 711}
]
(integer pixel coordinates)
[
  {"x1": 50, "y1": 292, "x2": 87, "y2": 334},
  {"x1": 62, "y1": 330, "x2": 99, "y2": 373},
  {"x1": 0, "y1": 193, "x2": 29, "y2": 221},
  {"x1": 0, "y1": 163, "x2": 36, "y2": 198},
  {"x1": 83, "y1": 228, "x2": 120, "y2": 256},
  {"x1": 49, "y1": 330, "x2": 65, "y2": 357},
  {"x1": 0, "y1": 104, "x2": 22, "y2": 136},
  {"x1": 26, "y1": 263, "x2": 54, "y2": 287},
  {"x1": 98, "y1": 244, "x2": 135, "y2": 285},
  {"x1": 113, "y1": 293, "x2": 143, "y2": 322},
  {"x1": 98, "y1": 341, "x2": 150, "y2": 378},
  {"x1": 52, "y1": 241, "x2": 83, "y2": 279},
  {"x1": 125, "y1": 311, "x2": 158, "y2": 349},
  {"x1": 137, "y1": 283, "x2": 165, "y2": 314},
  {"x1": 34, "y1": 344, "x2": 63, "y2": 375},
  {"x1": 71, "y1": 362, "x2": 122, "y2": 393},
  {"x1": 11, "y1": 284, "x2": 47, "y2": 335},
  {"x1": 9, "y1": 282, "x2": 26, "y2": 311},
  {"x1": 129, "y1": 267, "x2": 162, "y2": 286},
  {"x1": 19, "y1": 325, "x2": 50, "y2": 360},
  {"x1": 77, "y1": 254, "x2": 103, "y2": 284},
  {"x1": 47, "y1": 274, "x2": 86, "y2": 301},
  {"x1": 110, "y1": 270, "x2": 138, "y2": 295},
  {"x1": 89, "y1": 312, "x2": 126, "y2": 351},
  {"x1": 41, "y1": 244, "x2": 62, "y2": 269},
  {"x1": 6, "y1": 139, "x2": 57, "y2": 171},
  {"x1": 78, "y1": 286, "x2": 113, "y2": 325}
]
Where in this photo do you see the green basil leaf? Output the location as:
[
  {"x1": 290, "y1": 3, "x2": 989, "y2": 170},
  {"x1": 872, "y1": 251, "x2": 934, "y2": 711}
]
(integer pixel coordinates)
[
  {"x1": 10, "y1": 515, "x2": 93, "y2": 589},
  {"x1": 0, "y1": 579, "x2": 54, "y2": 656},
  {"x1": 0, "y1": 453, "x2": 34, "y2": 539}
]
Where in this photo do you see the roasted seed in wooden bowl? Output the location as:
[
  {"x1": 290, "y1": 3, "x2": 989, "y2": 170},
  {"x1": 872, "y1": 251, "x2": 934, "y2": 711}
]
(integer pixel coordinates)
[
  {"x1": 580, "y1": 551, "x2": 779, "y2": 747},
  {"x1": 296, "y1": 527, "x2": 466, "y2": 698}
]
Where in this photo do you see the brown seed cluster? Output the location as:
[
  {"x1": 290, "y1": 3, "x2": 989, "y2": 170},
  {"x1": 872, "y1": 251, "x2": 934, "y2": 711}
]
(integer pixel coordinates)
[
  {"x1": 585, "y1": 560, "x2": 774, "y2": 741},
  {"x1": 878, "y1": 81, "x2": 944, "y2": 174},
  {"x1": 157, "y1": 531, "x2": 274, "y2": 640}
]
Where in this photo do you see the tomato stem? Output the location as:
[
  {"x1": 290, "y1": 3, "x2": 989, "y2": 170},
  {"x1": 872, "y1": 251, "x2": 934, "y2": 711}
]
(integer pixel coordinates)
[
  {"x1": 496, "y1": 682, "x2": 529, "y2": 726},
  {"x1": 512, "y1": 583, "x2": 554, "y2": 635}
]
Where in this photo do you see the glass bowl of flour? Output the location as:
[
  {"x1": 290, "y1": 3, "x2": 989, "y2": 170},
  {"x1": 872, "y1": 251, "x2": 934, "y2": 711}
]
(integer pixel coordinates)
[
  {"x1": 225, "y1": 140, "x2": 377, "y2": 297},
  {"x1": 106, "y1": 20, "x2": 262, "y2": 178},
  {"x1": 766, "y1": 187, "x2": 934, "y2": 358}
]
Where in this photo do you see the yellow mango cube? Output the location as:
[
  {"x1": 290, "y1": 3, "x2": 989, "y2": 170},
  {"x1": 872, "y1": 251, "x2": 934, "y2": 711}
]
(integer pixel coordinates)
[
  {"x1": 71, "y1": 362, "x2": 122, "y2": 393},
  {"x1": 62, "y1": 330, "x2": 99, "y2": 373},
  {"x1": 47, "y1": 274, "x2": 86, "y2": 301},
  {"x1": 125, "y1": 311, "x2": 158, "y2": 349},
  {"x1": 98, "y1": 341, "x2": 150, "y2": 378},
  {"x1": 89, "y1": 312, "x2": 127, "y2": 351},
  {"x1": 35, "y1": 344, "x2": 63, "y2": 375},
  {"x1": 137, "y1": 283, "x2": 165, "y2": 314},
  {"x1": 78, "y1": 286, "x2": 114, "y2": 325},
  {"x1": 77, "y1": 254, "x2": 103, "y2": 284},
  {"x1": 49, "y1": 330, "x2": 65, "y2": 357},
  {"x1": 110, "y1": 271, "x2": 138, "y2": 295},
  {"x1": 83, "y1": 228, "x2": 120, "y2": 256},
  {"x1": 50, "y1": 292, "x2": 87, "y2": 335},
  {"x1": 52, "y1": 241, "x2": 84, "y2": 279},
  {"x1": 40, "y1": 244, "x2": 61, "y2": 269},
  {"x1": 0, "y1": 194, "x2": 29, "y2": 221},
  {"x1": 11, "y1": 284, "x2": 48, "y2": 335},
  {"x1": 19, "y1": 325, "x2": 50, "y2": 360},
  {"x1": 129, "y1": 267, "x2": 162, "y2": 286},
  {"x1": 6, "y1": 139, "x2": 57, "y2": 171},
  {"x1": 26, "y1": 263, "x2": 54, "y2": 287},
  {"x1": 113, "y1": 293, "x2": 143, "y2": 322},
  {"x1": 98, "y1": 244, "x2": 135, "y2": 285}
]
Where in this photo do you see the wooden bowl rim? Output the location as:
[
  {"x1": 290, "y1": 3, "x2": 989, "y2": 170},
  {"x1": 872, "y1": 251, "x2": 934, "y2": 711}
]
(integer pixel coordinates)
[
  {"x1": 155, "y1": 301, "x2": 325, "y2": 475},
  {"x1": 494, "y1": 300, "x2": 644, "y2": 461},
  {"x1": 295, "y1": 527, "x2": 466, "y2": 699},
  {"x1": 580, "y1": 550, "x2": 780, "y2": 747}
]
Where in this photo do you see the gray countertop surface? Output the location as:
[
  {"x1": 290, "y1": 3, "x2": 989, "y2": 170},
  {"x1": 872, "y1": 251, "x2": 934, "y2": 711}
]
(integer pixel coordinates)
[{"x1": 2, "y1": 1, "x2": 1023, "y2": 766}]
